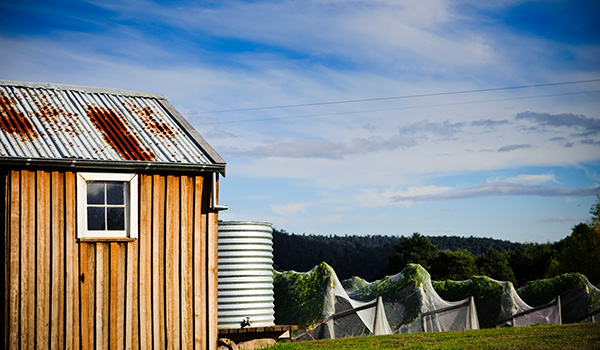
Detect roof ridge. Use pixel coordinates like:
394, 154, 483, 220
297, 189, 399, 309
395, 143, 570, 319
0, 79, 164, 99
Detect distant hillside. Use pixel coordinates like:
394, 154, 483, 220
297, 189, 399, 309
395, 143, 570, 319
428, 235, 523, 256
272, 229, 523, 281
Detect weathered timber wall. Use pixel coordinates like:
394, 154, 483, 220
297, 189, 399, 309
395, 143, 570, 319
3, 169, 219, 350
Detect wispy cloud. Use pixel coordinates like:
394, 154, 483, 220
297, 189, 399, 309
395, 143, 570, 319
581, 139, 600, 146
355, 185, 453, 207
242, 135, 417, 159
505, 174, 559, 184
399, 120, 465, 138
536, 216, 589, 223
271, 201, 309, 216
392, 182, 600, 202
471, 119, 510, 128
516, 111, 600, 137
497, 144, 532, 152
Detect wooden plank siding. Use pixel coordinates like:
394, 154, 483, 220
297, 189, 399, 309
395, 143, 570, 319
50, 171, 65, 350
3, 169, 219, 350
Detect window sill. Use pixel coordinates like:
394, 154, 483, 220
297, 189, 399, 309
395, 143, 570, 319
78, 237, 137, 243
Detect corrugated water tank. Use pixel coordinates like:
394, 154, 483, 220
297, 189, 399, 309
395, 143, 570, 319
218, 221, 275, 329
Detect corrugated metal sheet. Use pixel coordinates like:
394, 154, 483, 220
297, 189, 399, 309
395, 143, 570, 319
0, 80, 225, 170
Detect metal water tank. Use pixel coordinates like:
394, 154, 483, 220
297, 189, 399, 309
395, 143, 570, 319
218, 221, 275, 329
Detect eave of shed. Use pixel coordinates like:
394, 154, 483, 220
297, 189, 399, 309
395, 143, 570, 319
0, 80, 225, 173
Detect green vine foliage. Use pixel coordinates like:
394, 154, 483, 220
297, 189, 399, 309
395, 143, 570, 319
519, 273, 589, 306
341, 264, 431, 327
433, 276, 503, 302
432, 280, 470, 301
274, 262, 334, 329
518, 273, 600, 323
341, 276, 369, 295
344, 264, 429, 302
433, 276, 506, 328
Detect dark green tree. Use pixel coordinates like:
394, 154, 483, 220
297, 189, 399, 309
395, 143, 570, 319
386, 233, 439, 274
549, 196, 600, 284
554, 223, 600, 284
510, 243, 556, 287
590, 194, 600, 231
476, 249, 516, 283
429, 249, 477, 281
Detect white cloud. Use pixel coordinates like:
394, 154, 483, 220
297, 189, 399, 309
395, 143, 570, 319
497, 144, 532, 152
471, 119, 510, 128
391, 183, 600, 202
270, 202, 310, 216
537, 216, 589, 223
241, 135, 417, 159
398, 120, 465, 138
78, 0, 507, 76
354, 185, 453, 207
505, 174, 560, 184
516, 111, 600, 137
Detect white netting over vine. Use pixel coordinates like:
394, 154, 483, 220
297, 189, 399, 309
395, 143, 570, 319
344, 264, 479, 334
517, 273, 600, 324
275, 263, 478, 340
276, 262, 392, 340
433, 276, 561, 328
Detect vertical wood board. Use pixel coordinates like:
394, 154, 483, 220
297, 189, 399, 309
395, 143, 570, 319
20, 170, 35, 350
138, 174, 152, 349
36, 170, 51, 348
194, 175, 207, 349
51, 171, 65, 350
8, 171, 20, 349
152, 174, 166, 349
180, 176, 193, 349
165, 175, 181, 350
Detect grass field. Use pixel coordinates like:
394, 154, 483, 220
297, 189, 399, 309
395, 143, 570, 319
267, 323, 600, 349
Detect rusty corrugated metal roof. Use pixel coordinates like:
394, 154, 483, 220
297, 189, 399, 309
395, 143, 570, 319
0, 80, 225, 172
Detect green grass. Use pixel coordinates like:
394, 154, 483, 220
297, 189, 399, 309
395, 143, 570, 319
266, 323, 600, 349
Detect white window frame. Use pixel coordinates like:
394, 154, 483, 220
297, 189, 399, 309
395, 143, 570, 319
77, 172, 138, 239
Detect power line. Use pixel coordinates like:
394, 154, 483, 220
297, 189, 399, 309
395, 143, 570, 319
189, 78, 600, 115
192, 89, 600, 125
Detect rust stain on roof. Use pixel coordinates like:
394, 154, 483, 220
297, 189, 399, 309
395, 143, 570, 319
26, 91, 80, 137
86, 104, 155, 161
125, 101, 179, 139
0, 90, 38, 137
143, 116, 178, 139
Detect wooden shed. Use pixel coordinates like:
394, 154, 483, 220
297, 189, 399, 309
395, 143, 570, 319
1, 80, 227, 349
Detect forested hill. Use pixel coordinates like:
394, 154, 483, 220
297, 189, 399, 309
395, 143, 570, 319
272, 229, 523, 281
428, 235, 523, 255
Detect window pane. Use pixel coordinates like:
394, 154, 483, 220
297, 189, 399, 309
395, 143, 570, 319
107, 207, 125, 230
106, 182, 125, 205
87, 182, 105, 204
88, 207, 106, 230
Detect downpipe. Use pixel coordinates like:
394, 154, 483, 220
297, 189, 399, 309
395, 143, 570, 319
212, 172, 229, 211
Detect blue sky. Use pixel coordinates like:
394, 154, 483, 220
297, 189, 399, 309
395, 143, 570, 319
1, 0, 599, 243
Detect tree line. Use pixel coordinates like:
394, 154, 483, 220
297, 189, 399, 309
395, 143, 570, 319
273, 196, 600, 286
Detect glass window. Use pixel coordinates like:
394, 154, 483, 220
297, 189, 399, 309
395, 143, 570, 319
86, 181, 126, 231
77, 173, 138, 239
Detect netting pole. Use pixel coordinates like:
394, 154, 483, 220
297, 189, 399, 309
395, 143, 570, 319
470, 296, 479, 330
557, 295, 562, 325
326, 318, 335, 339
373, 296, 381, 335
